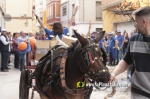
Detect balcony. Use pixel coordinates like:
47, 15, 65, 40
96, 17, 102, 21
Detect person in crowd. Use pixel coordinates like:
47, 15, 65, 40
28, 31, 34, 38
123, 30, 127, 36
103, 34, 110, 64
98, 36, 105, 50
6, 32, 13, 67
32, 6, 78, 40
18, 31, 28, 43
109, 6, 150, 99
108, 32, 118, 66
18, 31, 29, 71
0, 29, 12, 72
122, 32, 129, 55
12, 33, 20, 69
116, 30, 124, 64
91, 31, 97, 39
35, 32, 41, 40
17, 32, 20, 37
41, 34, 45, 40
104, 34, 110, 55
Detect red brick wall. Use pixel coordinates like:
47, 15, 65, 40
47, 0, 60, 25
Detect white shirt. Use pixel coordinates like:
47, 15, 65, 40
18, 36, 28, 43
0, 35, 9, 45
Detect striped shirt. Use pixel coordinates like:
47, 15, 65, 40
123, 33, 150, 98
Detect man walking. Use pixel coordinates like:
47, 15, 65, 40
109, 6, 150, 99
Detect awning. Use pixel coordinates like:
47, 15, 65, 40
101, 0, 121, 10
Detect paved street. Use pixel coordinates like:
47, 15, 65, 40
0, 55, 40, 99
0, 68, 41, 99
0, 67, 20, 99
0, 55, 130, 99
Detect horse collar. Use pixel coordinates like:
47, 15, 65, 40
60, 50, 85, 95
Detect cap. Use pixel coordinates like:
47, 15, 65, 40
116, 30, 121, 33
1, 29, 7, 32
108, 32, 113, 35
111, 31, 115, 34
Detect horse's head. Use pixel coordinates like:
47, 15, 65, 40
72, 30, 110, 83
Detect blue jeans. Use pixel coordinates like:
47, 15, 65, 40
1, 51, 8, 70
19, 53, 25, 71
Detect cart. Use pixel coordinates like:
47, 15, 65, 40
19, 48, 37, 99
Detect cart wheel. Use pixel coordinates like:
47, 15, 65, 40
19, 69, 30, 99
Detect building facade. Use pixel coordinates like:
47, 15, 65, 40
46, 0, 60, 25
60, 0, 103, 36
0, 0, 6, 31
101, 0, 150, 34
5, 0, 34, 33
35, 0, 47, 33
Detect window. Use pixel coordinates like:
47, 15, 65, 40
62, 6, 67, 16
96, 1, 102, 21
50, 4, 53, 19
96, 28, 102, 33
47, 7, 49, 19
56, 4, 60, 17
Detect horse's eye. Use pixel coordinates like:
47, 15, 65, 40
95, 48, 98, 51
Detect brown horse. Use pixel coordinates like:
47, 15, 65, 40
20, 30, 110, 99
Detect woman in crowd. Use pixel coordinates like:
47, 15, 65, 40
32, 6, 78, 40
12, 33, 20, 69
122, 32, 129, 55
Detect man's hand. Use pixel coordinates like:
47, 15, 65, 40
23, 39, 28, 42
9, 41, 13, 44
87, 21, 91, 38
89, 21, 91, 29
109, 73, 116, 83
73, 6, 78, 16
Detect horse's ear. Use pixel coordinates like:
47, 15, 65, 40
93, 31, 105, 43
73, 30, 88, 47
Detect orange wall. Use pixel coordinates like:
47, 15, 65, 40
43, 10, 52, 30
103, 9, 131, 33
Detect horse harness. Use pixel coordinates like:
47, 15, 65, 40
59, 49, 85, 95
34, 45, 89, 99
34, 39, 110, 99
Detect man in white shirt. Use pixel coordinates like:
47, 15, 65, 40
0, 29, 12, 72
